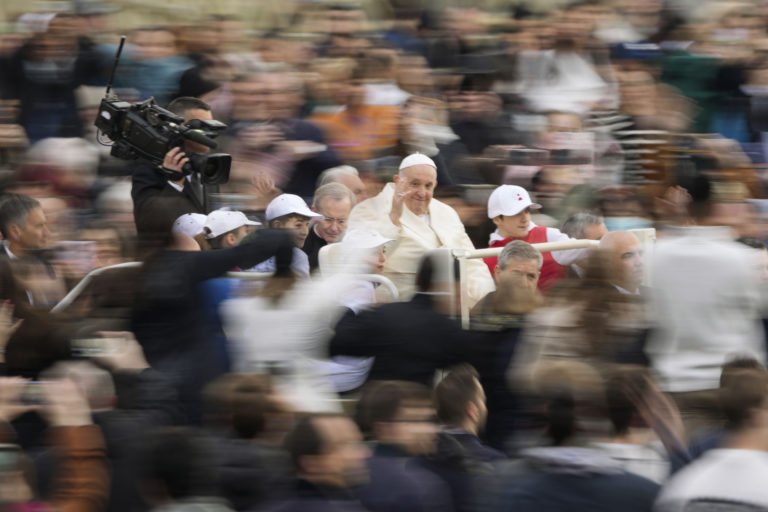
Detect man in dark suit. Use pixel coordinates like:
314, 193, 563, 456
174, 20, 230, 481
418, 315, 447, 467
431, 365, 504, 512
259, 413, 370, 512
356, 381, 455, 512
131, 96, 215, 234
328, 253, 479, 387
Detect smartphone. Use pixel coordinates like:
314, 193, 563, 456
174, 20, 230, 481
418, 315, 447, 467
19, 382, 46, 406
71, 337, 120, 358
0, 444, 21, 472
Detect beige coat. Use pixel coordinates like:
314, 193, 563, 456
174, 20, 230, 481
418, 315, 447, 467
348, 183, 494, 307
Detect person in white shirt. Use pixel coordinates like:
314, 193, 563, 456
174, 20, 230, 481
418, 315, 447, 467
655, 367, 768, 511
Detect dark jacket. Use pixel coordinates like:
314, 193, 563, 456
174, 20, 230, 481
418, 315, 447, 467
131, 229, 294, 423
256, 479, 368, 512
131, 161, 206, 233
428, 431, 505, 512
302, 227, 327, 272
215, 437, 293, 511
329, 293, 479, 386
357, 444, 454, 512
486, 447, 660, 512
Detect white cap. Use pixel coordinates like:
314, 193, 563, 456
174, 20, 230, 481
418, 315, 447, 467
399, 152, 437, 171
342, 228, 393, 249
265, 194, 323, 222
487, 185, 542, 218
204, 210, 261, 239
172, 213, 207, 238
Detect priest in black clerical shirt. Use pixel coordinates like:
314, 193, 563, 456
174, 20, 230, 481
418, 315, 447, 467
303, 182, 355, 271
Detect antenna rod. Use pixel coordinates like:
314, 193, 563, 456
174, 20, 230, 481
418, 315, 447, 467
105, 35, 127, 97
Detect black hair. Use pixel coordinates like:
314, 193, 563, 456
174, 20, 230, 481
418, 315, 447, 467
0, 193, 41, 239
284, 413, 349, 473
415, 253, 460, 293
604, 367, 649, 436
435, 364, 481, 426
736, 237, 766, 250
167, 96, 211, 117
546, 389, 577, 446
359, 381, 432, 437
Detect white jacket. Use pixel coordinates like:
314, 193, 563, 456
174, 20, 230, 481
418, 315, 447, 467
348, 183, 495, 308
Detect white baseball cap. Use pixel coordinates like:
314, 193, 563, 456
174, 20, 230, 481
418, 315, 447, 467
204, 209, 261, 239
487, 185, 542, 218
399, 152, 437, 171
172, 213, 207, 238
342, 228, 393, 249
265, 194, 323, 222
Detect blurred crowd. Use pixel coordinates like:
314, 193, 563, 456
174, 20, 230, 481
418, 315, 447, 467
4, 0, 768, 511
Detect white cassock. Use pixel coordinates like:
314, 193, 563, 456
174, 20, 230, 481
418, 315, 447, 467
348, 182, 495, 308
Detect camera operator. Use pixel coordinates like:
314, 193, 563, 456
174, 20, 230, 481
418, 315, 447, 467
131, 96, 217, 234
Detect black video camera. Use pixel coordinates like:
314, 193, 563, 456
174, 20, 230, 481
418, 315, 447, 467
93, 36, 231, 185
95, 96, 231, 185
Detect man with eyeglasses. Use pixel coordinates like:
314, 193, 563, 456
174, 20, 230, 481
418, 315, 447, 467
304, 182, 355, 271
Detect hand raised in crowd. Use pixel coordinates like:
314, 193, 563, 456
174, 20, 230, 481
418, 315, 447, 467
42, 378, 93, 427
93, 331, 149, 373
162, 147, 190, 186
251, 172, 280, 201
390, 177, 414, 227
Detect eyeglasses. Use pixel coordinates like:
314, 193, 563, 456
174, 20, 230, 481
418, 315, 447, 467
318, 217, 347, 227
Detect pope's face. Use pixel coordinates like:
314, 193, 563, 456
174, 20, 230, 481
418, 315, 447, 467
395, 164, 436, 216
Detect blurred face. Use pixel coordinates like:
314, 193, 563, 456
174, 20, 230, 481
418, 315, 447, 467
309, 416, 370, 488
388, 403, 438, 456
182, 108, 214, 154
495, 257, 540, 291
11, 207, 50, 252
584, 222, 607, 240
471, 378, 488, 431
493, 209, 531, 239
336, 174, 368, 203
230, 78, 270, 121
224, 226, 249, 248
314, 197, 352, 243
264, 73, 304, 120
365, 245, 387, 274
132, 29, 176, 61
607, 233, 643, 292
80, 228, 122, 267
394, 165, 436, 216
275, 216, 311, 247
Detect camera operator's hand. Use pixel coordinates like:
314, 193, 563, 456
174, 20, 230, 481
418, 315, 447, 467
162, 147, 190, 186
